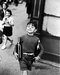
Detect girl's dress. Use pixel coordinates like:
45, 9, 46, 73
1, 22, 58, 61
3, 16, 14, 36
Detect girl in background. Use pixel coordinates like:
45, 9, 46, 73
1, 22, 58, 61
1, 9, 14, 49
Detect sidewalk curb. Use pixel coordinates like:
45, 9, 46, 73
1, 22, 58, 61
40, 59, 60, 68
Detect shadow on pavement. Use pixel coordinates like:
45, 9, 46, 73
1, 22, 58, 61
0, 69, 14, 75
32, 62, 52, 70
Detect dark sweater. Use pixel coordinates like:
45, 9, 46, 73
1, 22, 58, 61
20, 34, 44, 56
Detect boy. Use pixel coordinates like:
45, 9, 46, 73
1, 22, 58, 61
14, 21, 44, 75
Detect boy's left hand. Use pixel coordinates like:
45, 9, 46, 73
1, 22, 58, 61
35, 56, 40, 61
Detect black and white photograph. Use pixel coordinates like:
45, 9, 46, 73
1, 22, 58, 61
0, 0, 60, 75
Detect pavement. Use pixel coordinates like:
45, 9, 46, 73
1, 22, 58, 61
0, 2, 60, 75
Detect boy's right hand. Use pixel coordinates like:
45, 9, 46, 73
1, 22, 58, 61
34, 56, 41, 62
13, 52, 18, 60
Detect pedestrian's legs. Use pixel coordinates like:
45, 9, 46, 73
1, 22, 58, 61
1, 35, 7, 49
7, 37, 13, 45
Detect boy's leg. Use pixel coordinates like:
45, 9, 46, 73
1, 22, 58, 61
21, 70, 28, 75
20, 55, 34, 75
20, 57, 28, 75
20, 61, 28, 75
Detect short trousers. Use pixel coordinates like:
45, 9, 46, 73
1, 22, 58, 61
19, 54, 34, 71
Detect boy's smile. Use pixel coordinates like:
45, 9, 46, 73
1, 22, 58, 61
26, 24, 36, 34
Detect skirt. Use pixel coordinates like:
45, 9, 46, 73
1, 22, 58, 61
3, 26, 12, 36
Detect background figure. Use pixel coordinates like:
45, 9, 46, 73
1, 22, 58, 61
0, 0, 3, 5
14, 0, 19, 6
6, 0, 13, 5
25, 0, 34, 19
0, 0, 7, 5
0, 19, 4, 44
19, 0, 23, 4
1, 9, 14, 49
0, 2, 8, 44
0, 2, 8, 20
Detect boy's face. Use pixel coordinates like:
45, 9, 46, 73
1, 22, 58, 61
26, 23, 37, 34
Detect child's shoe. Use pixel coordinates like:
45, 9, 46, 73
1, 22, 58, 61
1, 45, 6, 50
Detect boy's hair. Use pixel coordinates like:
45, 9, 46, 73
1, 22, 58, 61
27, 21, 37, 29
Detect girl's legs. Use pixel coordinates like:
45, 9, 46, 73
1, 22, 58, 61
7, 37, 13, 45
1, 35, 7, 49
1, 35, 13, 49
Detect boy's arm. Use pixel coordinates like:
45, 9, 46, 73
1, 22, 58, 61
38, 43, 44, 57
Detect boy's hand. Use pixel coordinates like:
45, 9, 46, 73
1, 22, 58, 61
13, 52, 18, 60
35, 56, 40, 61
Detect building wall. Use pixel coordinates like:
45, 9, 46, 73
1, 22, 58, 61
41, 0, 60, 63
45, 0, 60, 16
43, 0, 60, 37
